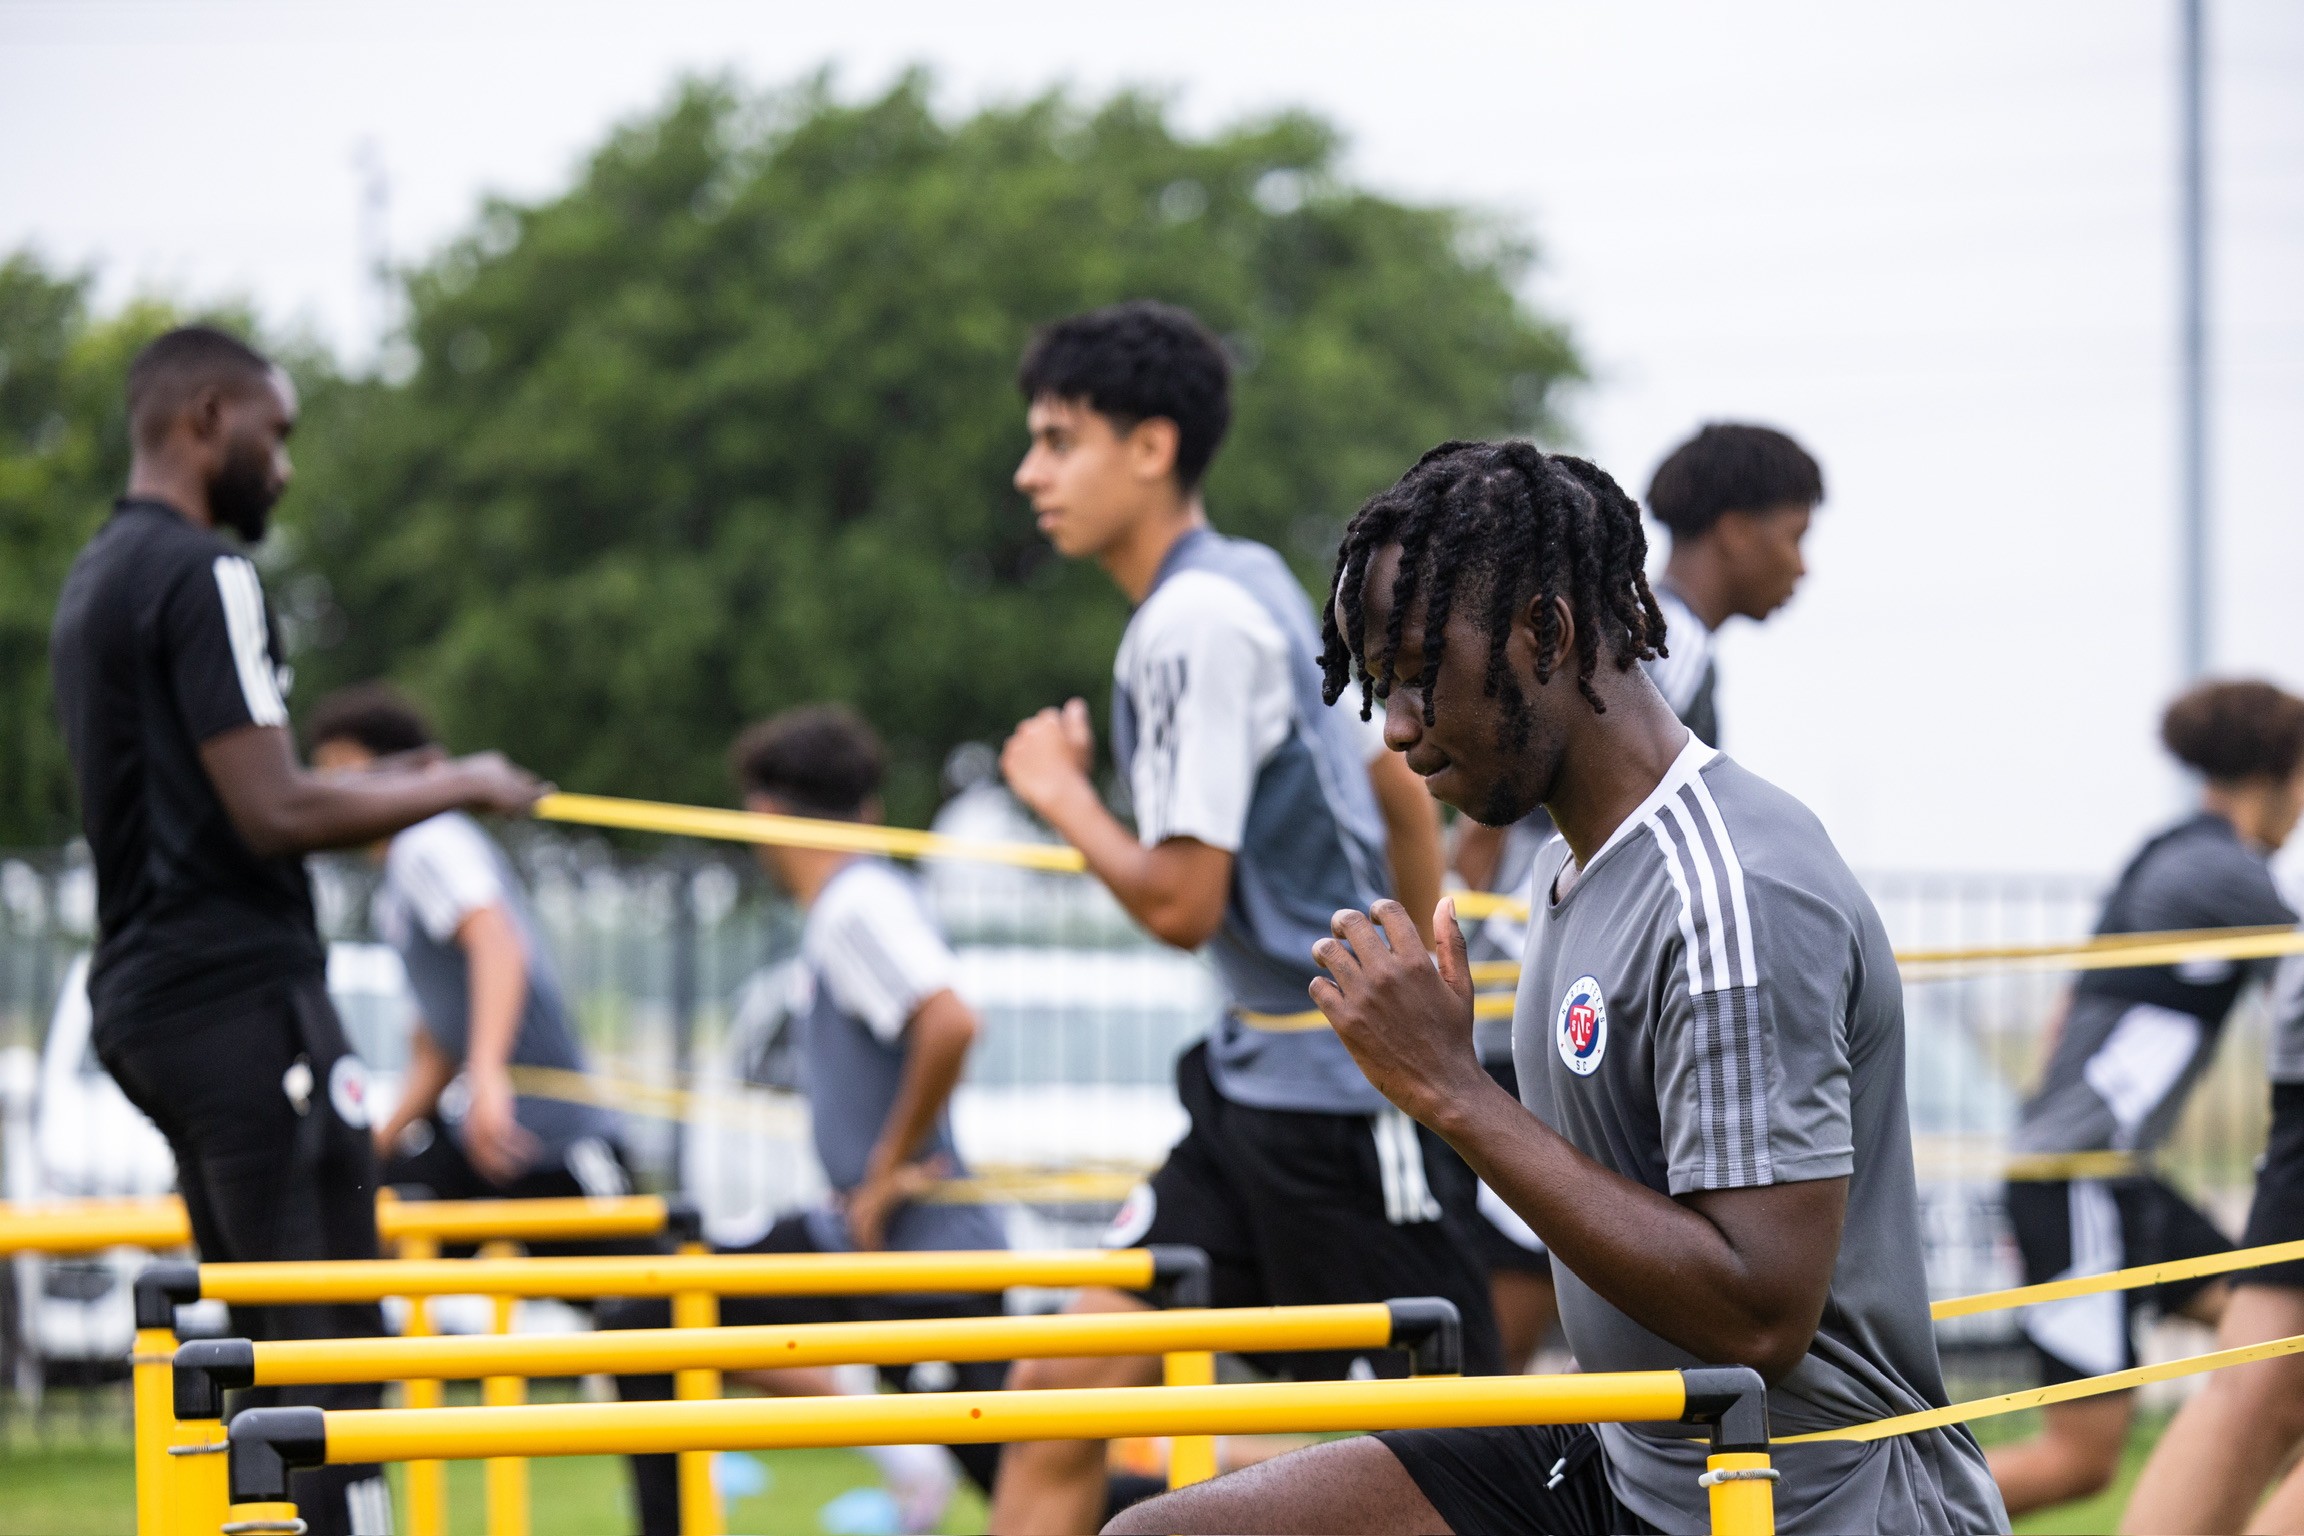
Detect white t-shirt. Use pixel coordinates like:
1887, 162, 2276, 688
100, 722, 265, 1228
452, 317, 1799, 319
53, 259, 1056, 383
377, 813, 506, 947
1114, 567, 1387, 853
800, 859, 958, 1044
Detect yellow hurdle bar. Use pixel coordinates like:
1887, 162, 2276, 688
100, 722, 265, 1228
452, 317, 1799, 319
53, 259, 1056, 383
184, 1248, 1175, 1305
187, 1303, 1428, 1389
223, 1368, 1775, 1535
0, 1192, 673, 1258
1, 1198, 192, 1256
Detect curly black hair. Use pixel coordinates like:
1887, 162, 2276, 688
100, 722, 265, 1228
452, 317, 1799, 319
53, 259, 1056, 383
2161, 680, 2304, 784
1318, 440, 1666, 748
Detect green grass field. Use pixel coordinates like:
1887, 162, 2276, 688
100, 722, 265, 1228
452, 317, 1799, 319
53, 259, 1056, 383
0, 1412, 2164, 1536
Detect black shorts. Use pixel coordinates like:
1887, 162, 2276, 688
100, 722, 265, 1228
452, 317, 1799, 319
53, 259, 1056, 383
1378, 1423, 1657, 1536
2007, 1174, 2230, 1384
99, 977, 390, 1536
1466, 1057, 1551, 1278
603, 1211, 1010, 1533
2241, 1083, 2304, 1290
1113, 1041, 1503, 1377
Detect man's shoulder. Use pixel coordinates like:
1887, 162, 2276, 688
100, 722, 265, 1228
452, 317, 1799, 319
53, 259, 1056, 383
807, 859, 937, 941
1123, 566, 1287, 656
384, 811, 496, 884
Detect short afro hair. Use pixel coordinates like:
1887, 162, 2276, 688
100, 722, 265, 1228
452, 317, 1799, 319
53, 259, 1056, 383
1017, 300, 1232, 491
305, 682, 438, 759
2161, 680, 2304, 784
1645, 422, 1824, 538
126, 325, 276, 453
730, 705, 884, 820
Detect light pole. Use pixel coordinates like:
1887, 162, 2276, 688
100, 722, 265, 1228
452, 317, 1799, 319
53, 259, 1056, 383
2177, 0, 2208, 680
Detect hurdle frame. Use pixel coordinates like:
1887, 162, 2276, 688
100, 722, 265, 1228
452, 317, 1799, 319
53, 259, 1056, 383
218, 1367, 1777, 1536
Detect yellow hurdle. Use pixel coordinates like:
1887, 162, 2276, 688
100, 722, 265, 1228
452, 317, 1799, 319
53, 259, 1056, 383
137, 1245, 1209, 1536
0, 1192, 680, 1258
219, 1367, 1775, 1535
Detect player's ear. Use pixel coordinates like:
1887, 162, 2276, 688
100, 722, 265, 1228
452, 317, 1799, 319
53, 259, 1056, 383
1128, 416, 1182, 486
1510, 591, 1575, 686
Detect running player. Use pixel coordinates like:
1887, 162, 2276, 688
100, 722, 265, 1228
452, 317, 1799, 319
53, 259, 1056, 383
608, 705, 1005, 1535
1111, 440, 2005, 1536
993, 302, 1495, 1532
1989, 680, 2304, 1517
47, 327, 543, 1536
1640, 421, 1824, 746
304, 683, 636, 1212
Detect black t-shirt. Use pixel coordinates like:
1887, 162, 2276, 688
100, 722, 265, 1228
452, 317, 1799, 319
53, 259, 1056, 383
49, 498, 323, 1048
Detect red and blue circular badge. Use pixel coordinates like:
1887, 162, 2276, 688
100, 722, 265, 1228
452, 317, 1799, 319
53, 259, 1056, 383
1555, 975, 1609, 1076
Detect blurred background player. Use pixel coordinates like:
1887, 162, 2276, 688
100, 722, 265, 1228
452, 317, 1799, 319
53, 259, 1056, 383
995, 301, 1496, 1533
1451, 417, 1832, 1369
1988, 679, 2304, 1516
2125, 948, 2304, 1533
46, 326, 545, 1536
305, 682, 636, 1213
608, 705, 1004, 1535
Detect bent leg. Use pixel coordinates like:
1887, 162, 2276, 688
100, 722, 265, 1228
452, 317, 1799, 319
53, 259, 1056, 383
1103, 1435, 1445, 1536
2124, 1287, 2304, 1534
987, 1287, 1159, 1535
1987, 1393, 2134, 1516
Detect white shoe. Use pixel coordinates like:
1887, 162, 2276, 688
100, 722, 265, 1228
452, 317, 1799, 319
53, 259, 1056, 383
864, 1442, 957, 1534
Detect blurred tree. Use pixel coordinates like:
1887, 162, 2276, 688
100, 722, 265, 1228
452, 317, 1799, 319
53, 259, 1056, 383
0, 257, 191, 846
291, 76, 1587, 826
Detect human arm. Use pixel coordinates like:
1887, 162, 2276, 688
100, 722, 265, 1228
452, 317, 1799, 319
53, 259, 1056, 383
847, 988, 980, 1251
1312, 900, 1846, 1382
1453, 820, 1508, 894
1000, 699, 1232, 949
1369, 747, 1442, 949
452, 902, 541, 1184
373, 1026, 455, 1158
199, 725, 544, 858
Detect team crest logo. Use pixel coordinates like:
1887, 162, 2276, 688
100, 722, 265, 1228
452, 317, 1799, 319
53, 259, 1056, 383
1555, 976, 1608, 1076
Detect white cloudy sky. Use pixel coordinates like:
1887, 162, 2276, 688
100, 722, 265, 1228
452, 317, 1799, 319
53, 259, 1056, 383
5, 0, 2299, 878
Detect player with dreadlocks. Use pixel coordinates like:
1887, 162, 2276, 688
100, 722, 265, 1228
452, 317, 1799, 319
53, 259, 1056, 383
1112, 441, 2004, 1536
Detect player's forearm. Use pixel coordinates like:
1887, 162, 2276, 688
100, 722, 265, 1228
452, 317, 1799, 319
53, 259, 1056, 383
213, 743, 483, 855
1428, 1083, 1828, 1381
382, 1031, 456, 1142
865, 992, 976, 1177
1033, 782, 1223, 948
458, 905, 529, 1079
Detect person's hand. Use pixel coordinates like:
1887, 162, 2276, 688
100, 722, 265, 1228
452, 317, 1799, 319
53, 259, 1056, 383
1310, 898, 1486, 1126
845, 1156, 949, 1252
1000, 699, 1096, 820
462, 1068, 541, 1185
455, 752, 551, 816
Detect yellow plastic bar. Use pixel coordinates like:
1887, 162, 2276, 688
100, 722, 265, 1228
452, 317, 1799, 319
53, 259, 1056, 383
243, 1304, 1401, 1386
1704, 1451, 1777, 1536
194, 1249, 1163, 1304
318, 1372, 1692, 1463
0, 1198, 191, 1256
1162, 1351, 1219, 1487
397, 1233, 446, 1536
480, 1242, 530, 1536
161, 1413, 227, 1536
672, 1239, 722, 1536
535, 791, 1088, 873
379, 1194, 669, 1245
132, 1324, 177, 1536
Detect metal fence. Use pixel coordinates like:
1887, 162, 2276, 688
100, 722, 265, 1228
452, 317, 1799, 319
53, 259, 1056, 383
0, 805, 2287, 1403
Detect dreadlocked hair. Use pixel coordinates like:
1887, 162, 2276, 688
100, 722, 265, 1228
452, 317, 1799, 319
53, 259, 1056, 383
1318, 441, 1667, 743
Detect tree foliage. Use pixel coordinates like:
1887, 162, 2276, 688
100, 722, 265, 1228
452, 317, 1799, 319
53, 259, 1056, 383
4, 74, 1580, 840
287, 74, 1579, 822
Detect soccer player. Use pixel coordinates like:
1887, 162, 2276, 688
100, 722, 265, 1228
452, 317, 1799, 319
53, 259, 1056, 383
305, 683, 635, 1209
47, 327, 543, 1536
1996, 682, 2304, 1525
1110, 440, 2005, 1536
993, 302, 1493, 1532
1640, 421, 1825, 747
608, 705, 1005, 1535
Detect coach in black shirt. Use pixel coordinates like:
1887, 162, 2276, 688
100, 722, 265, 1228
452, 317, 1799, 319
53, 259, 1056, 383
49, 326, 542, 1536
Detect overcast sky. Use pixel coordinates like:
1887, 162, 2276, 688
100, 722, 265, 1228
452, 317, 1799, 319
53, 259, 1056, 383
5, 0, 2299, 879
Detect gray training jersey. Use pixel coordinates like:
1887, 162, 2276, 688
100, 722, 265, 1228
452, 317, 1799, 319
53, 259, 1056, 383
1111, 527, 1394, 1115
795, 860, 1003, 1254
2017, 812, 2297, 1156
1511, 738, 2004, 1535
374, 812, 622, 1166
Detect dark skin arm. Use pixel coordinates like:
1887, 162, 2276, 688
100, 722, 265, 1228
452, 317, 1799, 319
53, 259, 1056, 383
200, 724, 544, 858
1368, 747, 1442, 949
1312, 898, 1846, 1383
847, 988, 978, 1251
